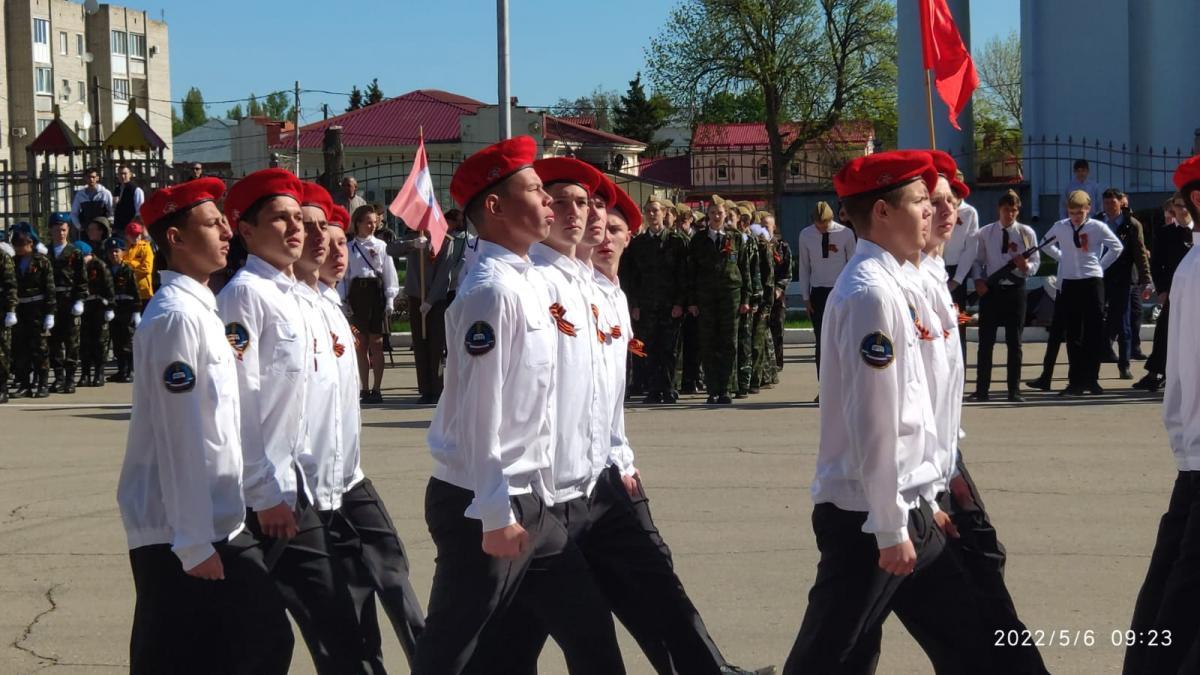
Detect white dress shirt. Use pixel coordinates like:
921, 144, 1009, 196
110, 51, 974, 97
217, 255, 312, 511
117, 272, 245, 571
295, 282, 358, 511
972, 221, 1041, 283
341, 235, 400, 304
942, 201, 980, 285
1164, 245, 1200, 470
1043, 218, 1123, 280
796, 222, 856, 299
593, 269, 637, 477
319, 282, 367, 493
427, 239, 557, 532
812, 239, 940, 548
528, 243, 609, 502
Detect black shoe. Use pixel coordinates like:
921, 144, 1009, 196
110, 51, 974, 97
721, 666, 777, 675
0, 381, 7, 404
1119, 367, 1133, 380
1131, 349, 1148, 360
716, 394, 733, 404
1007, 392, 1026, 402
748, 386, 760, 394
1132, 374, 1157, 390
665, 390, 679, 403
1058, 386, 1086, 397
1087, 383, 1105, 395
1025, 377, 1052, 391
14, 387, 32, 399
680, 385, 698, 395
642, 392, 663, 404
370, 389, 384, 403
734, 391, 749, 399
967, 391, 990, 402
359, 389, 370, 403
1101, 350, 1119, 364
1145, 377, 1164, 392
705, 394, 719, 405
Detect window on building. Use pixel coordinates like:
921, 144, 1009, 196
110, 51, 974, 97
716, 162, 729, 181
789, 162, 800, 177
33, 18, 49, 45
111, 30, 128, 56
78, 81, 86, 103
37, 119, 52, 134
129, 34, 147, 59
61, 79, 71, 101
59, 31, 68, 55
77, 33, 84, 55
112, 78, 130, 101
758, 161, 770, 179
35, 68, 53, 95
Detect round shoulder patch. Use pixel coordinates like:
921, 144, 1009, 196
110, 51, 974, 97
163, 361, 196, 393
225, 322, 249, 359
860, 331, 895, 369
465, 320, 496, 356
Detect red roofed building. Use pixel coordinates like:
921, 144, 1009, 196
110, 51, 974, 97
688, 121, 875, 201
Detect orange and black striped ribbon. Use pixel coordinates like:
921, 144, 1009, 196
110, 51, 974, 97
549, 303, 578, 337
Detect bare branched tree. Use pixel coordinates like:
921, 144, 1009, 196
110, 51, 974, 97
975, 29, 1021, 129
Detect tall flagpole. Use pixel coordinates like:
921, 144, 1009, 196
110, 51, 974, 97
924, 70, 937, 149
497, 0, 511, 140
417, 125, 428, 337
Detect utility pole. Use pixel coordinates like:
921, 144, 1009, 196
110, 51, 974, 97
497, 0, 511, 140
293, 80, 301, 173
322, 103, 329, 121
90, 76, 102, 168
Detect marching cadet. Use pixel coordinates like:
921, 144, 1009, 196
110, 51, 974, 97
784, 151, 1003, 674
0, 245, 15, 404
624, 194, 689, 403
969, 188, 1039, 402
673, 202, 703, 395
662, 198, 676, 230
1042, 190, 1123, 396
78, 238, 114, 387
319, 201, 428, 666
9, 223, 55, 399
732, 206, 762, 397
47, 213, 87, 394
117, 177, 294, 675
414, 136, 624, 675
105, 237, 140, 383
944, 174, 980, 307
795, 201, 856, 387
765, 212, 792, 373
688, 195, 751, 404
218, 169, 367, 673
1124, 154, 1200, 675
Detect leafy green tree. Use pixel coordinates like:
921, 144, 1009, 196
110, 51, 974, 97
346, 85, 364, 112
226, 103, 244, 121
173, 86, 207, 135
613, 73, 674, 156
365, 78, 384, 106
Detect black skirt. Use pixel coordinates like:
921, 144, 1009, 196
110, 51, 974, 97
348, 277, 387, 335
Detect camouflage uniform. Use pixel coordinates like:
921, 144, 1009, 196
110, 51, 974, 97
770, 235, 794, 370
0, 251, 16, 403
48, 241, 87, 392
79, 256, 114, 386
687, 224, 751, 400
732, 228, 762, 396
751, 234, 776, 390
620, 228, 651, 397
624, 225, 689, 401
108, 259, 139, 382
13, 251, 55, 397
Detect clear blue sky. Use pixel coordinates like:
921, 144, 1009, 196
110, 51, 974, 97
160, 0, 1017, 121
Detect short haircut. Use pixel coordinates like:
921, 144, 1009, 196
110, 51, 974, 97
1067, 190, 1092, 208
841, 183, 911, 236
1102, 187, 1124, 200
1073, 159, 1090, 171
1180, 182, 1200, 223
445, 208, 462, 224
1165, 195, 1180, 211
464, 172, 520, 231
86, 167, 100, 177
998, 189, 1021, 208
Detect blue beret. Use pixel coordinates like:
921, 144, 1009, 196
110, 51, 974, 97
48, 212, 71, 226
75, 241, 93, 255
104, 236, 126, 252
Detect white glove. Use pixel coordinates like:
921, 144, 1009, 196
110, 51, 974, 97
413, 236, 429, 250
104, 310, 115, 323
71, 300, 83, 316
43, 314, 55, 332
132, 312, 142, 328
4, 312, 16, 328
420, 301, 432, 315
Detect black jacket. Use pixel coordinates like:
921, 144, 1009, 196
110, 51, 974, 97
1151, 221, 1194, 294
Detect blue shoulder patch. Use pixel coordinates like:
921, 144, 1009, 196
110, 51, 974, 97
163, 361, 196, 393
465, 320, 496, 356
860, 331, 895, 369
225, 322, 249, 359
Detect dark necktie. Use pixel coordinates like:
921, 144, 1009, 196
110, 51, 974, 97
821, 231, 830, 259
1001, 227, 1009, 256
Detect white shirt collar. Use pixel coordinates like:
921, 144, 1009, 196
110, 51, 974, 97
855, 238, 905, 278
476, 238, 532, 272
158, 271, 218, 311
242, 254, 295, 293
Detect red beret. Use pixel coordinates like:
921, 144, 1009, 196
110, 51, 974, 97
927, 150, 971, 199
1174, 154, 1200, 191
532, 157, 602, 195
300, 182, 334, 221
224, 168, 304, 224
329, 205, 351, 231
450, 136, 537, 208
834, 150, 938, 200
593, 174, 618, 209
610, 185, 643, 233
140, 177, 225, 229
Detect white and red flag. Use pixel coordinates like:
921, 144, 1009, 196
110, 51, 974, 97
389, 137, 447, 255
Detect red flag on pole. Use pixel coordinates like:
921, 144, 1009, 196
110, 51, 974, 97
918, 0, 979, 131
389, 137, 447, 255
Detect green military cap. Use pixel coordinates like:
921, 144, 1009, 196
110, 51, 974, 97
812, 201, 834, 222
645, 194, 663, 207
737, 205, 752, 218
674, 202, 692, 218
755, 210, 771, 222
661, 199, 675, 211
737, 200, 755, 212
692, 209, 704, 221
711, 194, 727, 206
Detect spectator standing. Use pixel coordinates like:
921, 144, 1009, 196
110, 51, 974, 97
70, 167, 114, 230
335, 176, 368, 216
1136, 194, 1194, 391
113, 165, 146, 234
1059, 159, 1102, 219
1097, 188, 1151, 379
124, 222, 155, 308
341, 204, 399, 404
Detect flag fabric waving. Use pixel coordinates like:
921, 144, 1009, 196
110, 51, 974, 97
389, 137, 447, 256
919, 0, 979, 131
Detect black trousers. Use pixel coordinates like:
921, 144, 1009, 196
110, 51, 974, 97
783, 500, 1004, 675
1061, 277, 1105, 388
408, 296, 447, 399
245, 502, 374, 674
413, 478, 624, 675
1040, 289, 1070, 380
1106, 279, 1133, 369
331, 478, 426, 667
1130, 287, 1144, 353
1146, 301, 1169, 376
470, 465, 729, 675
128, 531, 294, 675
810, 286, 833, 379
976, 283, 1026, 395
1123, 471, 1200, 675
947, 266, 970, 365
643, 306, 682, 396
679, 312, 701, 389
769, 293, 786, 369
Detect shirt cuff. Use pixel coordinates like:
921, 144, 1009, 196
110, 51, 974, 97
476, 498, 517, 533
875, 527, 910, 549
173, 542, 217, 573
